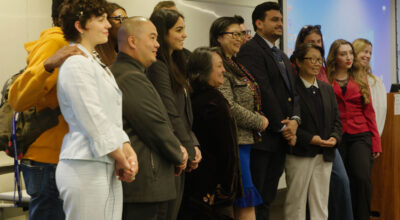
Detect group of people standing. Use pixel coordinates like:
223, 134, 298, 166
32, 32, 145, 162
7, 0, 385, 220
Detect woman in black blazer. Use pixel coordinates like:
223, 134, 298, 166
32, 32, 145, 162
147, 9, 201, 220
284, 43, 342, 220
179, 47, 242, 220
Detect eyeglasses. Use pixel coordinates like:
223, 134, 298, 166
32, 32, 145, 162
241, 30, 251, 36
301, 25, 321, 31
108, 15, 128, 23
220, 32, 243, 39
304, 57, 324, 64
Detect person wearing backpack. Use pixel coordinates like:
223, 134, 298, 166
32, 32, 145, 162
7, 0, 84, 219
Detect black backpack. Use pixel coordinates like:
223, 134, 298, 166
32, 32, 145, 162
0, 69, 61, 159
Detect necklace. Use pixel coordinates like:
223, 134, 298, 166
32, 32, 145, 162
336, 77, 348, 87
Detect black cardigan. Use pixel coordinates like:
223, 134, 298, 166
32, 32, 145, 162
184, 85, 242, 203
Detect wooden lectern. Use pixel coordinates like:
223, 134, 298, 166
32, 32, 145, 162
370, 93, 400, 220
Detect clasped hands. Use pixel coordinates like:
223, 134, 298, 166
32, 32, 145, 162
176, 145, 202, 175
115, 142, 139, 183
175, 146, 189, 176
310, 135, 337, 147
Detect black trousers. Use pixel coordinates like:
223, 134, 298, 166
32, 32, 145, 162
250, 148, 286, 220
339, 132, 374, 220
122, 201, 169, 220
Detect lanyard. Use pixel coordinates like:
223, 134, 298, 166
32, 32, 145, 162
12, 112, 22, 206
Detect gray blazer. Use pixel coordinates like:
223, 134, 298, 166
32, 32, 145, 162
218, 57, 263, 145
147, 60, 199, 160
111, 53, 183, 203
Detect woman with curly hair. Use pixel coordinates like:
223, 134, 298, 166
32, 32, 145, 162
56, 0, 137, 219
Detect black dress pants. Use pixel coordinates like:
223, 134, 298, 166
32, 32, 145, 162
250, 148, 285, 220
339, 132, 374, 220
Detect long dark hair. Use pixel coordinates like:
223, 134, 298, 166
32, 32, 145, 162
294, 25, 324, 56
150, 9, 189, 92
290, 25, 324, 64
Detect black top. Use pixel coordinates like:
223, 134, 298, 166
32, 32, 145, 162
293, 76, 342, 162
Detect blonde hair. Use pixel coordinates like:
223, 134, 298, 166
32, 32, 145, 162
326, 39, 370, 104
352, 38, 376, 86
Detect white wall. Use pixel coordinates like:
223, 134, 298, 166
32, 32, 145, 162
0, 0, 53, 90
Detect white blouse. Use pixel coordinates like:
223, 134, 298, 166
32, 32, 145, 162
57, 43, 129, 163
368, 75, 387, 136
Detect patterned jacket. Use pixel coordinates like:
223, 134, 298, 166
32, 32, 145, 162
218, 56, 264, 145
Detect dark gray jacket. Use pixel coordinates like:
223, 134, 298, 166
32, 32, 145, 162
111, 52, 183, 202
147, 60, 199, 160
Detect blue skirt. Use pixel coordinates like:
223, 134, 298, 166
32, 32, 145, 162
234, 144, 263, 208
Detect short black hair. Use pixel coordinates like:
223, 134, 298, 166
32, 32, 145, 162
233, 15, 244, 24
59, 0, 108, 42
209, 16, 241, 47
252, 1, 280, 31
292, 43, 324, 72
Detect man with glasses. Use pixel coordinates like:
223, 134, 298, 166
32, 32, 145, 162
237, 2, 301, 220
234, 15, 252, 45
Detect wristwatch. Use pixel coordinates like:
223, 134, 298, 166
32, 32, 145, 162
291, 116, 301, 125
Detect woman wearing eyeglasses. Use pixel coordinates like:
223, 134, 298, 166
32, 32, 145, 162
327, 39, 381, 220
210, 16, 268, 220
96, 2, 128, 66
293, 26, 354, 220
147, 9, 200, 220
285, 43, 341, 220
292, 25, 328, 83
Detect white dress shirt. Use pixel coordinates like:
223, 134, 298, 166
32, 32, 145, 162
368, 75, 387, 135
57, 43, 129, 163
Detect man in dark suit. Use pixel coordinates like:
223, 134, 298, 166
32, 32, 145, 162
110, 17, 188, 220
237, 2, 301, 219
